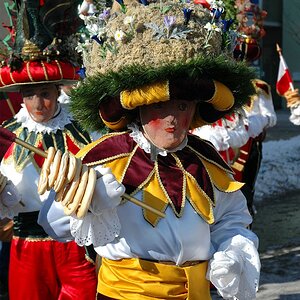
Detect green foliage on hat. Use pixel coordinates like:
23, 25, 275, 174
70, 54, 256, 132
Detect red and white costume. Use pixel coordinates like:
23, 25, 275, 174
0, 104, 97, 300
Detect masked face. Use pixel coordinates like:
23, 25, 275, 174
21, 84, 59, 123
140, 99, 196, 150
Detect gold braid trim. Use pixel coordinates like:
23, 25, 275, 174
185, 172, 214, 224
76, 131, 127, 161
26, 62, 34, 82
12, 236, 54, 242
9, 71, 16, 84
40, 61, 49, 81
55, 60, 63, 79
0, 70, 5, 86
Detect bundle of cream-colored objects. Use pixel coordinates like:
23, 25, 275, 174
37, 147, 96, 219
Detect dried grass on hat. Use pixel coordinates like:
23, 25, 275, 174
71, 0, 256, 132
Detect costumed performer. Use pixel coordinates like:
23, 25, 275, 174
194, 0, 277, 218
231, 1, 277, 216
0, 1, 97, 299
38, 1, 260, 299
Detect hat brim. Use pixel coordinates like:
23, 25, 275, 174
0, 79, 79, 92
70, 55, 256, 132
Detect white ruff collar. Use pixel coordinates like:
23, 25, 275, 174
128, 123, 187, 157
15, 103, 73, 134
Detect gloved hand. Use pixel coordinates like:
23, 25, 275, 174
38, 190, 74, 242
0, 181, 22, 208
207, 249, 244, 299
89, 166, 125, 216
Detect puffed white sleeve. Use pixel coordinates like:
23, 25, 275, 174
257, 92, 277, 128
246, 113, 268, 138
69, 166, 124, 247
208, 189, 260, 300
192, 125, 230, 151
227, 118, 249, 149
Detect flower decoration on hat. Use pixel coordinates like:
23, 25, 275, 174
0, 0, 85, 92
71, 0, 256, 132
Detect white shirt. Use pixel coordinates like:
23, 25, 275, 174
40, 125, 261, 299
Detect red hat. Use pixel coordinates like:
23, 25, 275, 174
233, 37, 262, 62
0, 0, 82, 92
0, 59, 79, 92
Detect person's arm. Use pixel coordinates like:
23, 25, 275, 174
38, 165, 125, 246
207, 189, 260, 300
226, 115, 249, 149
38, 190, 74, 242
193, 125, 231, 151
257, 91, 277, 128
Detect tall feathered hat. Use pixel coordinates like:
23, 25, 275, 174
71, 0, 256, 132
0, 0, 84, 92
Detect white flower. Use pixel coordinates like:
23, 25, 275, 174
87, 23, 100, 35
84, 16, 101, 35
114, 30, 125, 41
124, 16, 134, 25
204, 22, 222, 32
210, 0, 225, 10
78, 1, 90, 15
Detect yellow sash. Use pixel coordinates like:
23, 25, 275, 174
98, 258, 211, 300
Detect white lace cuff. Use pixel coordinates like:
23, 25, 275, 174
215, 234, 261, 300
70, 208, 121, 247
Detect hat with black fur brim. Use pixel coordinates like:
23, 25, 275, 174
70, 0, 256, 133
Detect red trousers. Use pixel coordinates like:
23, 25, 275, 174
9, 237, 97, 300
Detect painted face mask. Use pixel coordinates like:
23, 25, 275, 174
21, 84, 59, 123
140, 99, 196, 151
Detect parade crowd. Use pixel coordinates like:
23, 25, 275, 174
0, 0, 299, 299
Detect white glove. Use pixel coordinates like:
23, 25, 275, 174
208, 249, 244, 299
0, 181, 22, 208
38, 190, 73, 242
89, 167, 125, 216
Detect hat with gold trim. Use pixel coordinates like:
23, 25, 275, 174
70, 0, 256, 132
0, 0, 83, 92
